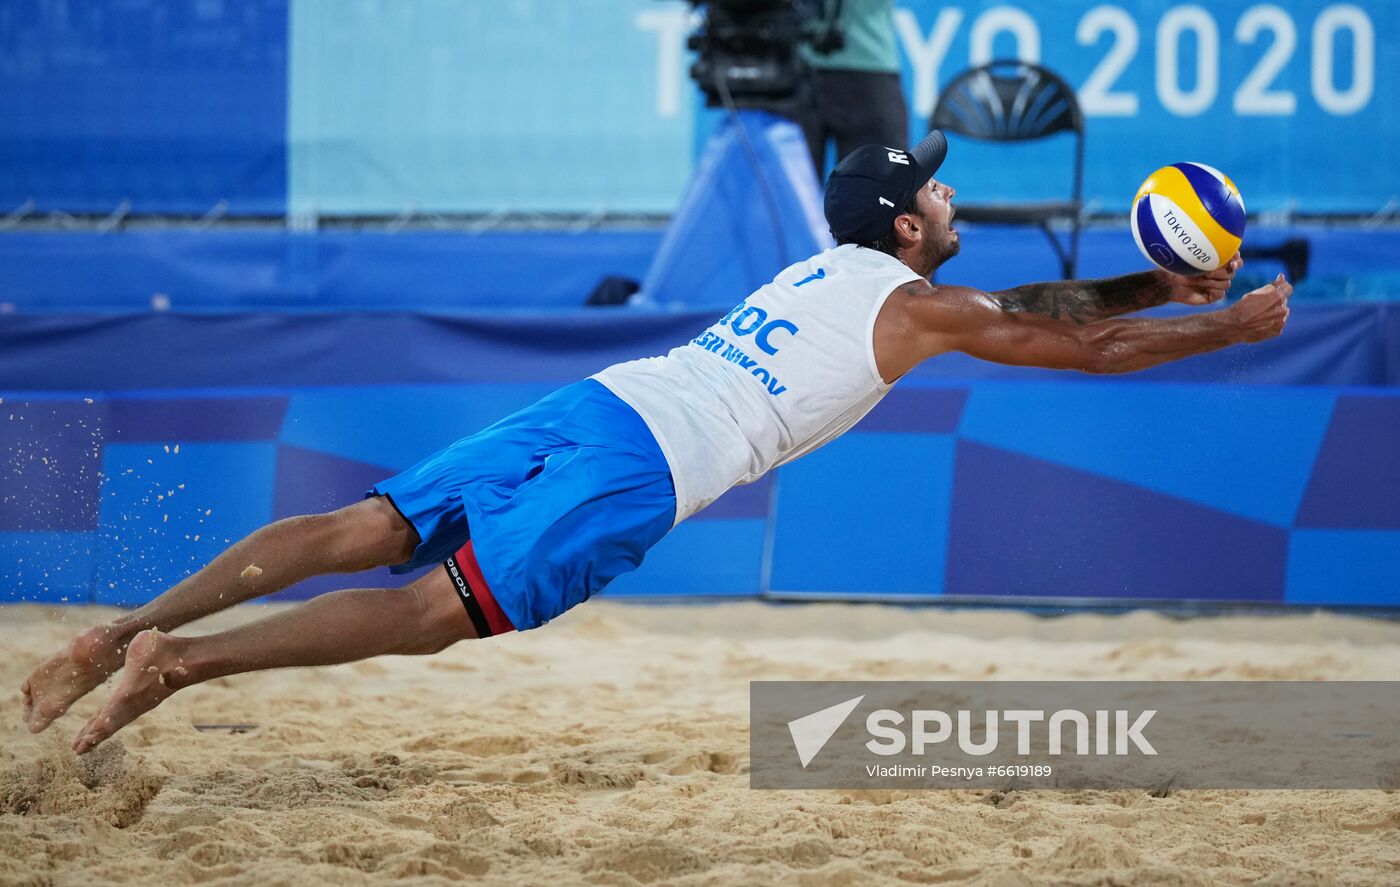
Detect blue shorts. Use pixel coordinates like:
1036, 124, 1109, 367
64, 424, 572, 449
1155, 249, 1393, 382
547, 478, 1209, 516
370, 379, 676, 631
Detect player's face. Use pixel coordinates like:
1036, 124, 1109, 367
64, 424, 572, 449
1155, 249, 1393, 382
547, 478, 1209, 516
911, 178, 960, 270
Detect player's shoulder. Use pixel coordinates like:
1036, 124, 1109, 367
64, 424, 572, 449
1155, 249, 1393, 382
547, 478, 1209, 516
887, 278, 989, 310
880, 279, 1007, 347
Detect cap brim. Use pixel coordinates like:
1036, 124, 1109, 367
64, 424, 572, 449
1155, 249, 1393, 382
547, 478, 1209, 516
910, 129, 947, 184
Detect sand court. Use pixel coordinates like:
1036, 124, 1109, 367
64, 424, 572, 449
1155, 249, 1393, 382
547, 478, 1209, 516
2, 600, 1398, 885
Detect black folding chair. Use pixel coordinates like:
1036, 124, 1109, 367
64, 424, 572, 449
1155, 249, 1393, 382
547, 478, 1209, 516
930, 59, 1085, 279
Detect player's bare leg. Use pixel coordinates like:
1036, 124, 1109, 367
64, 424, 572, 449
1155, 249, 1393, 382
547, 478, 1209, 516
73, 567, 473, 754
22, 496, 417, 734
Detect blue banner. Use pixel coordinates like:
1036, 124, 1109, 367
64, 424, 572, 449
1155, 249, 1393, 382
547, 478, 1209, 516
4, 225, 1397, 312
0, 1, 1393, 215
283, 0, 1400, 215
893, 0, 1398, 213
2, 304, 1398, 392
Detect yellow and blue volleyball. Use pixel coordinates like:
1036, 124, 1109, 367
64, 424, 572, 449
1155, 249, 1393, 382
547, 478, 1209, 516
1130, 163, 1245, 276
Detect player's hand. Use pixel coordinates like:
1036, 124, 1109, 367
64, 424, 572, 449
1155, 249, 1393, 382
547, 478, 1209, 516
1227, 273, 1292, 342
1166, 252, 1243, 305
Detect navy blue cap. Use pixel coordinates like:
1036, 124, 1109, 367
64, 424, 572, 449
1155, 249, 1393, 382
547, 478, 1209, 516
823, 130, 948, 243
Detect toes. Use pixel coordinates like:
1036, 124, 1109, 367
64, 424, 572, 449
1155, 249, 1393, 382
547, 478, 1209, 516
73, 719, 93, 753
73, 710, 109, 755
28, 704, 56, 734
21, 680, 48, 733
28, 696, 58, 733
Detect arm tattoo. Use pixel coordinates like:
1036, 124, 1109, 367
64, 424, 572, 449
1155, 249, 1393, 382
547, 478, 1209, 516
993, 272, 1174, 324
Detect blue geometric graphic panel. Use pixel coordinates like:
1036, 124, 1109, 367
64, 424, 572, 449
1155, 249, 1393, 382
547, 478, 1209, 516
0, 531, 97, 603
1296, 395, 1400, 528
266, 443, 414, 600
958, 383, 1336, 526
274, 444, 393, 520
93, 442, 276, 606
608, 518, 766, 598
0, 400, 104, 531
854, 385, 968, 434
695, 474, 772, 522
3, 379, 1397, 609
279, 384, 556, 471
1286, 531, 1400, 606
270, 563, 424, 603
106, 396, 288, 443
769, 432, 955, 596
947, 441, 1288, 601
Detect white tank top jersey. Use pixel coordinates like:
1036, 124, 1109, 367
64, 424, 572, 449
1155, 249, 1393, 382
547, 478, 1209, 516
593, 244, 924, 524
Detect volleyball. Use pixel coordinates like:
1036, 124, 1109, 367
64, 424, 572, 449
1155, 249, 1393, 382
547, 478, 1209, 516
1130, 162, 1246, 276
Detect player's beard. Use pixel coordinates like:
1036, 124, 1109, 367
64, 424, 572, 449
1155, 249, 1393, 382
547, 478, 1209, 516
929, 225, 960, 270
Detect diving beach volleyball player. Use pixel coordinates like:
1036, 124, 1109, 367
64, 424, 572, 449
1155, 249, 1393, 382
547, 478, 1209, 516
22, 132, 1291, 754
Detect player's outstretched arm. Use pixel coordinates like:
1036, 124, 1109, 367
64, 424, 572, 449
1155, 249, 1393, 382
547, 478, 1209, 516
876, 272, 1290, 378
992, 254, 1245, 323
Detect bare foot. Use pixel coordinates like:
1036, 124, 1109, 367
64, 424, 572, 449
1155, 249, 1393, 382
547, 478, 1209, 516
73, 630, 189, 755
21, 624, 135, 734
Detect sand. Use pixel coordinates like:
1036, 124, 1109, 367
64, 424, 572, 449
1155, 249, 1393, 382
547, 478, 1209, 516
1, 600, 1397, 886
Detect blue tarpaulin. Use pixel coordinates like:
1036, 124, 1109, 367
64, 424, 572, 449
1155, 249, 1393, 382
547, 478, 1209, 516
641, 111, 834, 309
2, 303, 1397, 392
4, 226, 1400, 313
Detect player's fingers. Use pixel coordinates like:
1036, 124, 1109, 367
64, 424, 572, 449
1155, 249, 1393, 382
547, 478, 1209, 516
1240, 286, 1273, 309
1204, 256, 1241, 281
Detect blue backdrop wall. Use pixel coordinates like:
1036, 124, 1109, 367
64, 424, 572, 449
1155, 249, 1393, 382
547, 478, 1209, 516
3, 307, 1397, 609
2, 0, 1395, 215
